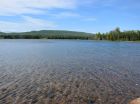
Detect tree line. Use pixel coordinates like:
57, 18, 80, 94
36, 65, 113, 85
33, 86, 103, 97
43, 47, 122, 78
0, 30, 92, 39
95, 28, 140, 41
0, 28, 140, 41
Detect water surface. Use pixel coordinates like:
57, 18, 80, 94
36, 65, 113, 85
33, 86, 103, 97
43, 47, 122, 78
0, 40, 140, 104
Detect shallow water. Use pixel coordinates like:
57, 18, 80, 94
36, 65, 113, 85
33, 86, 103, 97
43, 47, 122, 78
0, 40, 140, 104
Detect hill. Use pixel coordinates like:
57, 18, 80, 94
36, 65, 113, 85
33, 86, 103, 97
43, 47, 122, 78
0, 30, 94, 39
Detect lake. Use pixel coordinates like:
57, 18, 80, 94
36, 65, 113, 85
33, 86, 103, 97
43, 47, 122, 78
0, 40, 140, 104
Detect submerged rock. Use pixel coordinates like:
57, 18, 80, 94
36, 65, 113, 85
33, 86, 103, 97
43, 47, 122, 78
130, 98, 140, 104
87, 99, 96, 104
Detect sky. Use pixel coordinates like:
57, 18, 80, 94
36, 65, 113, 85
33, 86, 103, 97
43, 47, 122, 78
0, 0, 139, 33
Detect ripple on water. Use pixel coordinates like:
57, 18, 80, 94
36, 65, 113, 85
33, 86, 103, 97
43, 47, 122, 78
0, 40, 140, 104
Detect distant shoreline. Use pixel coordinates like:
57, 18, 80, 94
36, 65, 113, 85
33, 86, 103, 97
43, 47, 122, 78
0, 39, 140, 43
0, 28, 140, 41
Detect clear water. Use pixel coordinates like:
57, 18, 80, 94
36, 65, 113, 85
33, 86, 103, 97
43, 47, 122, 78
0, 40, 140, 104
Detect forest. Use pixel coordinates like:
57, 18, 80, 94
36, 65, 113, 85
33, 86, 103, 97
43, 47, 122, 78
0, 28, 140, 41
0, 30, 92, 39
95, 28, 140, 41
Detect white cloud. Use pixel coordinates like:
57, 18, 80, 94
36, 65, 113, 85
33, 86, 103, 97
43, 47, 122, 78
0, 16, 57, 32
49, 11, 97, 21
0, 0, 99, 32
0, 0, 118, 16
50, 12, 80, 18
0, 0, 77, 15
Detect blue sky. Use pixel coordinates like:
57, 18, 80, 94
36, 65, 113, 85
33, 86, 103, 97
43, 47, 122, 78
0, 0, 139, 33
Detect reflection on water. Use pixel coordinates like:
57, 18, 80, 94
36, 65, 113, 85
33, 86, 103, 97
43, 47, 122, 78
0, 40, 140, 104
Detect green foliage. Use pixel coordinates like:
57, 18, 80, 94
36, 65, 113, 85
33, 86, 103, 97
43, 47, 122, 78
0, 30, 94, 39
95, 28, 140, 41
0, 28, 140, 41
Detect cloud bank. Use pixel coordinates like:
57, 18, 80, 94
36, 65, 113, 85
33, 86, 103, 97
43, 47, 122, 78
0, 0, 77, 32
0, 0, 77, 15
0, 16, 56, 32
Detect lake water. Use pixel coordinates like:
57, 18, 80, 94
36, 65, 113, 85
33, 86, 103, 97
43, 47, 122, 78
0, 40, 140, 104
